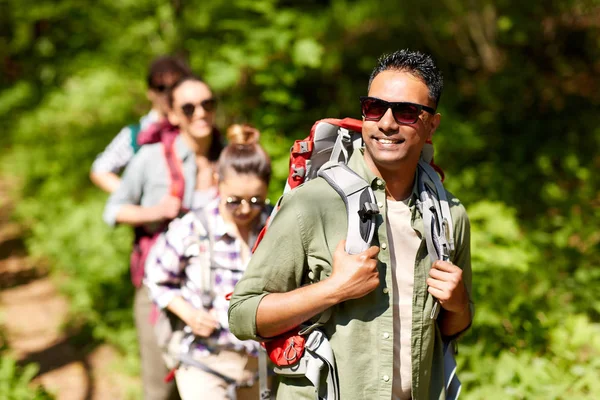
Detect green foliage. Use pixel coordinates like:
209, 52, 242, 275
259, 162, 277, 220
0, 355, 54, 400
0, 0, 598, 396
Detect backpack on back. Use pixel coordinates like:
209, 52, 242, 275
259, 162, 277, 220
130, 133, 185, 287
128, 123, 142, 154
255, 117, 461, 400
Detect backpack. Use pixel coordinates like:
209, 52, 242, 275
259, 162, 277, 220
129, 133, 185, 287
256, 117, 461, 400
128, 123, 142, 154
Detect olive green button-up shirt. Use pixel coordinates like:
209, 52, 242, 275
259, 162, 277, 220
229, 150, 473, 400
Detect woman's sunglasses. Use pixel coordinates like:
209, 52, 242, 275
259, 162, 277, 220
181, 98, 217, 118
225, 196, 268, 211
359, 96, 435, 125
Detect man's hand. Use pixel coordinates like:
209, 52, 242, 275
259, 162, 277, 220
427, 260, 469, 314
183, 308, 220, 338
154, 194, 181, 221
327, 240, 380, 303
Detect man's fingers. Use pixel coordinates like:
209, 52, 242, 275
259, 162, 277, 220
364, 245, 380, 259
431, 260, 459, 272
427, 286, 447, 299
426, 277, 446, 291
428, 268, 453, 282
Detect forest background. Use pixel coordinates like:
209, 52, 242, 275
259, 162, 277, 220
0, 0, 599, 399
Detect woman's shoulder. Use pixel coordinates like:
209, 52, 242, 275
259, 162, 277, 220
165, 209, 208, 240
135, 142, 164, 159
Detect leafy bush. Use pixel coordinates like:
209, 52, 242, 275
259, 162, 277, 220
0, 355, 54, 400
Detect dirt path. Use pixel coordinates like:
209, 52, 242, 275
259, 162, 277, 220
0, 180, 139, 399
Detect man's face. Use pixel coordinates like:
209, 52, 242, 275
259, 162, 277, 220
147, 72, 180, 116
169, 80, 216, 140
362, 70, 440, 176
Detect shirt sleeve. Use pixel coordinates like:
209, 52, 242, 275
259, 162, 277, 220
91, 126, 135, 174
228, 190, 308, 341
144, 216, 193, 309
102, 146, 148, 226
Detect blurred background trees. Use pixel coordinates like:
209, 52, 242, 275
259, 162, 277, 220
0, 0, 598, 398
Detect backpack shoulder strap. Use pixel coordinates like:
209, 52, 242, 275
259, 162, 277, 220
162, 136, 186, 202
129, 123, 142, 154
317, 162, 380, 255
417, 159, 454, 265
297, 162, 380, 334
194, 208, 215, 308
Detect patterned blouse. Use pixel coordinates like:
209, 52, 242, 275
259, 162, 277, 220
144, 197, 268, 356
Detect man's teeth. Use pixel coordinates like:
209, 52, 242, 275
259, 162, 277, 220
377, 138, 400, 144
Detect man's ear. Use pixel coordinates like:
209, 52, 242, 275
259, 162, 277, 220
427, 112, 441, 140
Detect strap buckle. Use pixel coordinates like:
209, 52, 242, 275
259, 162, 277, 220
358, 202, 380, 222
292, 141, 313, 154
292, 165, 306, 179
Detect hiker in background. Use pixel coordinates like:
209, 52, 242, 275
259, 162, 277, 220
145, 124, 271, 400
229, 50, 474, 399
103, 75, 224, 400
90, 55, 192, 193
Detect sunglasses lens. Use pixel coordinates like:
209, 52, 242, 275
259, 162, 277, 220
181, 104, 195, 117
362, 98, 388, 120
393, 104, 420, 124
249, 197, 265, 210
151, 83, 170, 93
225, 196, 266, 211
201, 99, 216, 112
225, 197, 242, 210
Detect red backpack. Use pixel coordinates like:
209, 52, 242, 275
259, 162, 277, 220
129, 130, 185, 287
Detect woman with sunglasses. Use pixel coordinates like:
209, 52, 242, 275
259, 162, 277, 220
103, 75, 223, 400
144, 124, 272, 400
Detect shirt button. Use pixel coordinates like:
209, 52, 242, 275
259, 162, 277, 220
383, 375, 390, 382
381, 243, 387, 250
383, 287, 389, 294
382, 332, 390, 339
376, 179, 383, 186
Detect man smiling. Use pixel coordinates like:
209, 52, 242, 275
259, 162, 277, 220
230, 49, 473, 399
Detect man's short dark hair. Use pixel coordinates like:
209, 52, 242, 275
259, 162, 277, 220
147, 56, 193, 89
368, 49, 444, 107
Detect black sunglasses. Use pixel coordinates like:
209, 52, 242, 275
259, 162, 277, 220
181, 98, 217, 118
151, 83, 171, 93
225, 196, 268, 211
359, 96, 435, 125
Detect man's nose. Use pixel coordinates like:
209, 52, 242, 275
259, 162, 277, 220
377, 108, 398, 132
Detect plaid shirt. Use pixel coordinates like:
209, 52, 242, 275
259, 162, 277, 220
145, 198, 268, 356
91, 110, 159, 174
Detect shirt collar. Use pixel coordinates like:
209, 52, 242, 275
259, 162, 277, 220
348, 149, 424, 233
174, 134, 195, 162
347, 149, 420, 205
206, 199, 234, 241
